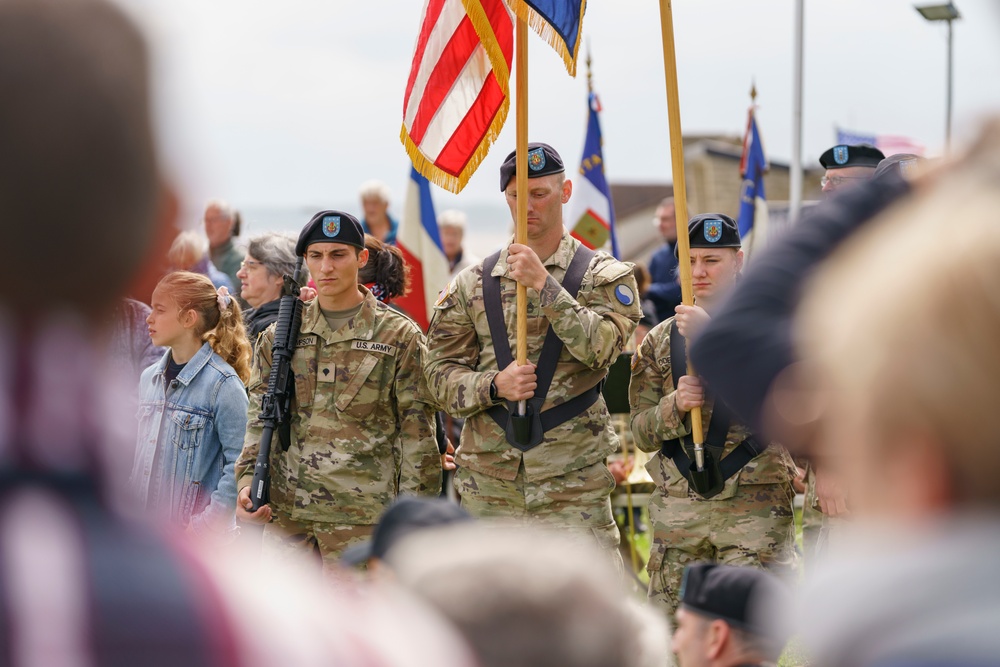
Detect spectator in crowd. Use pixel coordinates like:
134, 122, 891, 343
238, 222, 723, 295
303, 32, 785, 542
133, 271, 250, 536
438, 209, 479, 277
389, 523, 671, 667
237, 232, 307, 343
168, 229, 233, 290
359, 180, 398, 245
818, 143, 884, 196
632, 264, 658, 347
672, 563, 792, 667
204, 199, 244, 294
647, 197, 683, 323
341, 496, 472, 574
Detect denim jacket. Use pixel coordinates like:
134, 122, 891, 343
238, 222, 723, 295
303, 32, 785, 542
131, 342, 248, 534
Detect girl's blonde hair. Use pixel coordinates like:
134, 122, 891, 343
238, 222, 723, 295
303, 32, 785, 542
156, 271, 252, 383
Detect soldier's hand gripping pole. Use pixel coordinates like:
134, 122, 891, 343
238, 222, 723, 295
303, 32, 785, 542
249, 258, 304, 512
658, 0, 706, 470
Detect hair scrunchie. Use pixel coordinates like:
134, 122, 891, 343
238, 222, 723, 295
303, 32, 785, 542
216, 285, 232, 310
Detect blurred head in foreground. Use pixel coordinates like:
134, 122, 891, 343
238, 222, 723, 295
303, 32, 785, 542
798, 119, 1000, 519
672, 563, 791, 667
388, 522, 671, 667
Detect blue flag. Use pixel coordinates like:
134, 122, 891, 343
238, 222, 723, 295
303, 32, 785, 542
507, 0, 586, 75
737, 110, 768, 238
567, 92, 619, 258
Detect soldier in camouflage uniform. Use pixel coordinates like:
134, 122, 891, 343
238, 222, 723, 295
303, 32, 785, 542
235, 210, 441, 572
629, 214, 796, 617
425, 143, 642, 556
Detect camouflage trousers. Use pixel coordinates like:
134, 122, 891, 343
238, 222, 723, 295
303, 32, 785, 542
262, 510, 374, 578
646, 481, 796, 618
801, 468, 847, 570
455, 461, 622, 566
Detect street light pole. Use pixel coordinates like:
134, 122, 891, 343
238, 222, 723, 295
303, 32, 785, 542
915, 2, 960, 153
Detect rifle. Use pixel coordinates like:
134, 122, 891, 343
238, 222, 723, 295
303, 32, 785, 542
249, 258, 304, 512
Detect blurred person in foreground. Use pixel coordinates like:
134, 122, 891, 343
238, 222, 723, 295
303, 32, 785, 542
203, 199, 244, 295
672, 563, 792, 667
789, 121, 1000, 666
630, 214, 796, 618
359, 180, 398, 245
237, 232, 308, 343
389, 522, 671, 667
0, 1, 479, 664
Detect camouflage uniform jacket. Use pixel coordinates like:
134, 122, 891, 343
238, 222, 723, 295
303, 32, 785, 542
236, 288, 441, 524
629, 317, 795, 500
425, 232, 642, 482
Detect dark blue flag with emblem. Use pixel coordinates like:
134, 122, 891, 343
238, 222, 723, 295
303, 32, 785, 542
567, 91, 619, 258
506, 0, 586, 76
737, 106, 769, 248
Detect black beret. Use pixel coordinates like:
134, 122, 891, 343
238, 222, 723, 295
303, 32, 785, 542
680, 563, 790, 640
340, 497, 472, 566
500, 142, 565, 191
689, 213, 741, 249
819, 143, 885, 170
872, 153, 924, 181
295, 210, 365, 256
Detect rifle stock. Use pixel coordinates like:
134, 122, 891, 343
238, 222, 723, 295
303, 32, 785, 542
249, 259, 304, 512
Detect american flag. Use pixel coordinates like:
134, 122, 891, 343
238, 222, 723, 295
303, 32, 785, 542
401, 0, 513, 194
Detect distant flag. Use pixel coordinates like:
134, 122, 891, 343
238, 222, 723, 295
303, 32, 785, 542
836, 128, 926, 157
737, 105, 769, 257
505, 0, 587, 75
567, 91, 619, 258
401, 0, 514, 194
396, 167, 451, 331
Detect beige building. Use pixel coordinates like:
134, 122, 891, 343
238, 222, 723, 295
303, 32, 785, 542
609, 134, 823, 266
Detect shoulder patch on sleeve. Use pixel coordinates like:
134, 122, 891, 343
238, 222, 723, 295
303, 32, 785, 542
592, 257, 634, 286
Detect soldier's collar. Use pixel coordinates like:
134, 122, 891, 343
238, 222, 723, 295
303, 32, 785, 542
300, 287, 379, 344
492, 231, 576, 278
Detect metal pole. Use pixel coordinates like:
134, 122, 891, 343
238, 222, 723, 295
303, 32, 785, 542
789, 0, 804, 223
946, 17, 953, 153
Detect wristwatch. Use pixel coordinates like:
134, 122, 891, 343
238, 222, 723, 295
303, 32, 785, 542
489, 377, 499, 403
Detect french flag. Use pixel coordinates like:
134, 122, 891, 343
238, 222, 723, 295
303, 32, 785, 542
395, 167, 451, 331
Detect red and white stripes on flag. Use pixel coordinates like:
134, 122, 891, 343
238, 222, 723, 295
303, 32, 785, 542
401, 0, 513, 194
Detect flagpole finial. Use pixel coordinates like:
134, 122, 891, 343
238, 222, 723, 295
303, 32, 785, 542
750, 80, 757, 103
586, 38, 593, 93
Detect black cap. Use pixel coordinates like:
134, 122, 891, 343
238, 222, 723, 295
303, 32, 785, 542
872, 153, 924, 181
295, 210, 366, 256
819, 144, 885, 170
499, 142, 565, 191
680, 563, 791, 640
674, 213, 741, 258
340, 497, 472, 566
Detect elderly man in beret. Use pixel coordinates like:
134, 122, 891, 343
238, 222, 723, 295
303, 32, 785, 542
672, 563, 791, 667
819, 143, 885, 196
424, 142, 642, 563
630, 214, 797, 617
235, 210, 441, 571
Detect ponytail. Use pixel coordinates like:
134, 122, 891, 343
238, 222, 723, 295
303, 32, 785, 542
155, 271, 252, 384
358, 234, 410, 300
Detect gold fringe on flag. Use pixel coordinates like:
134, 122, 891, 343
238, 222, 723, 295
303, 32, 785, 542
503, 0, 585, 77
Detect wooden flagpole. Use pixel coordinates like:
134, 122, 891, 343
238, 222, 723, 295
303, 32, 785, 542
657, 0, 705, 467
515, 17, 529, 414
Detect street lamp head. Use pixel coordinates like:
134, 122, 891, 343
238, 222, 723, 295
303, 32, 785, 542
915, 2, 961, 21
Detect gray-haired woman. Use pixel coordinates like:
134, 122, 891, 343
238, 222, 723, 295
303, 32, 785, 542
236, 232, 308, 343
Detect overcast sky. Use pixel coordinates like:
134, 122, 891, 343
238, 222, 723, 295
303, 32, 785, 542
125, 0, 1000, 218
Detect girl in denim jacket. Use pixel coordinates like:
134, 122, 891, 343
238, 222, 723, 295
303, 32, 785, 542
132, 271, 252, 536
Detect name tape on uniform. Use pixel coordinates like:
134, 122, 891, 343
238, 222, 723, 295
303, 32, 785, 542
352, 340, 396, 356
296, 335, 318, 348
